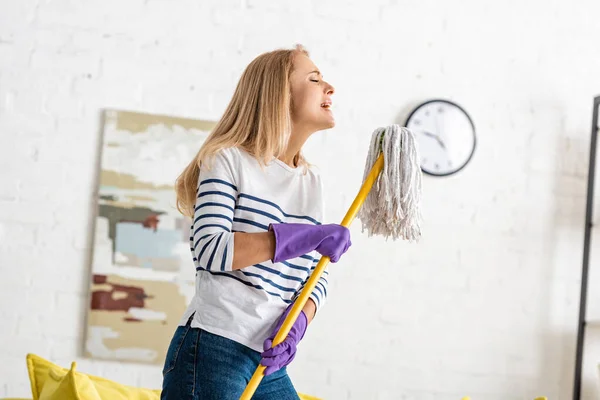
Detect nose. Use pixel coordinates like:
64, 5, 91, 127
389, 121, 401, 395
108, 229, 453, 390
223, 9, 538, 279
325, 83, 335, 96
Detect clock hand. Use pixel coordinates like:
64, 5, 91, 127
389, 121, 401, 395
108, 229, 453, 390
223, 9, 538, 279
434, 111, 447, 149
437, 136, 446, 150
422, 131, 446, 150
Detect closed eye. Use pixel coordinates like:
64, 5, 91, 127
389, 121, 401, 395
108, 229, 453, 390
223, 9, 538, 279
310, 79, 320, 83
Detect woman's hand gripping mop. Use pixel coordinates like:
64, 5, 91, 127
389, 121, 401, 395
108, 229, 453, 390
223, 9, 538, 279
240, 125, 423, 399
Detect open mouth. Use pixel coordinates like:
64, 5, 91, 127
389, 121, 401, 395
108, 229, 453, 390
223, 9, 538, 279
321, 102, 332, 110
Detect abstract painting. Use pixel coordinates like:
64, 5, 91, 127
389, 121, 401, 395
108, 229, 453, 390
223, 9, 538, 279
85, 109, 216, 364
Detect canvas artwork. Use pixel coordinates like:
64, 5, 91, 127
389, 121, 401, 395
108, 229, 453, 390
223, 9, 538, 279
85, 109, 217, 364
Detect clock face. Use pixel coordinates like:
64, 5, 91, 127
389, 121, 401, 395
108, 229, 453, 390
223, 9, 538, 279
405, 99, 476, 176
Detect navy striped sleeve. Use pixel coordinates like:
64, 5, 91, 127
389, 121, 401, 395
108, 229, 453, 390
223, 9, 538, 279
295, 259, 329, 314
191, 151, 238, 272
309, 177, 327, 311
310, 267, 329, 313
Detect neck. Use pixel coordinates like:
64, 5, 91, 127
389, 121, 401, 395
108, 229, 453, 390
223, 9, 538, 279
278, 124, 313, 167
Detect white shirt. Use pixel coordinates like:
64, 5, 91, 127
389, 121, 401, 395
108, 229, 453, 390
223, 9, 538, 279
178, 146, 328, 352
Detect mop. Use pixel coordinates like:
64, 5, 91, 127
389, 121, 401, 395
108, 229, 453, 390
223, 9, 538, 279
240, 124, 423, 399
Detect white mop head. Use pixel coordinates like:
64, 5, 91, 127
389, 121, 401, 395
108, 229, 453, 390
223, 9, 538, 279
357, 125, 422, 242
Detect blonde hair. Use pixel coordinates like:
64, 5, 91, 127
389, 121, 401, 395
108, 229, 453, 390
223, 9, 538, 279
175, 44, 310, 218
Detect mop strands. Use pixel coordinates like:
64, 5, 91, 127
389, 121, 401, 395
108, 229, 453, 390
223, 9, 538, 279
358, 125, 422, 241
240, 124, 423, 400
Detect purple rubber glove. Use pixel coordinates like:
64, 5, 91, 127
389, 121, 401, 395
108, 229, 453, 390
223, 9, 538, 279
269, 223, 351, 263
260, 304, 308, 376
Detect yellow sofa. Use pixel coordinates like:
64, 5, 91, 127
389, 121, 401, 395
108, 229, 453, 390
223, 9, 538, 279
1, 354, 549, 400
2, 353, 320, 400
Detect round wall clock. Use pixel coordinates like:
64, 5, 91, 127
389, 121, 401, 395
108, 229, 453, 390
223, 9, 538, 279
405, 99, 476, 176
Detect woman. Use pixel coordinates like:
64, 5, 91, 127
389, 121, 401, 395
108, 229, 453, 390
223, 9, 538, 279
161, 44, 352, 399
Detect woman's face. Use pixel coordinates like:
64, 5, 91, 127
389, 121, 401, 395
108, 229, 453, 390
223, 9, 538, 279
289, 54, 335, 132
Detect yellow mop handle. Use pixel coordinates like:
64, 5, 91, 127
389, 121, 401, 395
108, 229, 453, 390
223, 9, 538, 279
240, 153, 385, 399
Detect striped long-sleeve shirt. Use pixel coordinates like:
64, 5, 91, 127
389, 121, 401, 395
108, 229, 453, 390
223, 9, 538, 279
178, 146, 329, 352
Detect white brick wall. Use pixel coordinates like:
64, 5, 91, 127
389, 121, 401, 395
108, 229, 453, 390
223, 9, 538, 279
1, 0, 600, 399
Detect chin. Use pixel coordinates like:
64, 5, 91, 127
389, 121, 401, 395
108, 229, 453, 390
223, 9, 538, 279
320, 117, 336, 130
307, 115, 335, 132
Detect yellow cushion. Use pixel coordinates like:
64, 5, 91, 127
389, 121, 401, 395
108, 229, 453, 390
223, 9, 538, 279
26, 354, 160, 400
298, 394, 321, 400
38, 361, 101, 400
26, 353, 321, 400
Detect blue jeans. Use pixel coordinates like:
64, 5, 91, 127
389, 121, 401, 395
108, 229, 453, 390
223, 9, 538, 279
161, 316, 300, 400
